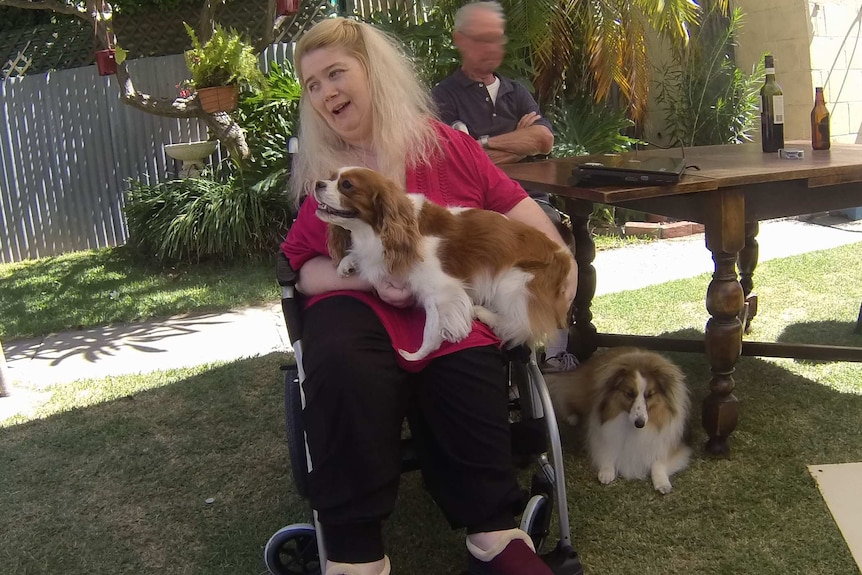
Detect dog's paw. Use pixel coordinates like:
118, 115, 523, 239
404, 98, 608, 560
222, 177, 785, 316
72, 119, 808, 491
336, 256, 358, 278
597, 468, 616, 485
439, 313, 472, 343
654, 481, 673, 494
651, 464, 673, 494
441, 325, 470, 343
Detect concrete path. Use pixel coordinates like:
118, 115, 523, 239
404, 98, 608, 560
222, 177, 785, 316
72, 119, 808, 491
2, 214, 861, 413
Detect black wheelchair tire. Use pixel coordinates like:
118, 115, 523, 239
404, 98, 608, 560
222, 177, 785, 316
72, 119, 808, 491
264, 523, 320, 575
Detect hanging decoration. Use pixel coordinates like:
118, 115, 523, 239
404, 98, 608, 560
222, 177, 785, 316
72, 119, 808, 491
276, 0, 300, 16
93, 1, 123, 76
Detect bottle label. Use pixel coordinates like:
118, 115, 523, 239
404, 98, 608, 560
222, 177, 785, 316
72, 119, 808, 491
765, 67, 775, 75
773, 95, 785, 124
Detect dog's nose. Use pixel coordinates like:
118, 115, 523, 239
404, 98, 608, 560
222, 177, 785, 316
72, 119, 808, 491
634, 418, 646, 429
314, 180, 327, 191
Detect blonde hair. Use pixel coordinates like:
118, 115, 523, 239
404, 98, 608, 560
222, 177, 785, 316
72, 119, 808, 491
290, 18, 440, 202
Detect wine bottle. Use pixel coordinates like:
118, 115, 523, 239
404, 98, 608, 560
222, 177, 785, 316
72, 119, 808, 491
811, 87, 831, 150
760, 55, 785, 153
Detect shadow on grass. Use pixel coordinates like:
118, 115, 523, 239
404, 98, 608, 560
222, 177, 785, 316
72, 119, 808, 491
775, 319, 862, 351
1, 340, 861, 575
0, 353, 308, 575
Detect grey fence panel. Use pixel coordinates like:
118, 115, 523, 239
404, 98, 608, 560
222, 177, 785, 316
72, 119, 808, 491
0, 46, 296, 264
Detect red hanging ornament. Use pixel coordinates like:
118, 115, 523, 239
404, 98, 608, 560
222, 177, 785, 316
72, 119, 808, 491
277, 0, 300, 16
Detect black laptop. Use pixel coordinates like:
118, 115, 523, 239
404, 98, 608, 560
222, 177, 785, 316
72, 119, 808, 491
573, 155, 686, 186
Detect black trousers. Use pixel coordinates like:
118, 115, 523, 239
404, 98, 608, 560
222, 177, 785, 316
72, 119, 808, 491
301, 296, 524, 563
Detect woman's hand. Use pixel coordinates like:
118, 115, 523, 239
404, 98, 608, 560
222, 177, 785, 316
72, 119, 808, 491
373, 276, 415, 308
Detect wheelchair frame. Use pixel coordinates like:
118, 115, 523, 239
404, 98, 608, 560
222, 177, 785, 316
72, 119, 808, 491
264, 253, 583, 575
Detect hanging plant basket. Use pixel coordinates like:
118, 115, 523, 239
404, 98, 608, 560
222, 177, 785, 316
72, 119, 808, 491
197, 85, 239, 113
95, 49, 117, 76
277, 0, 300, 16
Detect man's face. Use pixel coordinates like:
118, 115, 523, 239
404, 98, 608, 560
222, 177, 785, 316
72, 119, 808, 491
454, 10, 507, 77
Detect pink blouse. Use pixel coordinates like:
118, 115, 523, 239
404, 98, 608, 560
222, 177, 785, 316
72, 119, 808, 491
281, 121, 528, 372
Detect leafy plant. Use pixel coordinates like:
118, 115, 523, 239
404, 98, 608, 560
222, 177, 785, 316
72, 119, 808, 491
548, 91, 641, 157
654, 7, 764, 147
228, 60, 302, 187
183, 22, 266, 90
123, 174, 293, 263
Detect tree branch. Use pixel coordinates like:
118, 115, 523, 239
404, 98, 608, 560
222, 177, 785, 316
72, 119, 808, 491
0, 0, 89, 19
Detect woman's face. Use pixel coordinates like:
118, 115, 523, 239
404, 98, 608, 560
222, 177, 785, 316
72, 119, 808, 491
301, 46, 373, 147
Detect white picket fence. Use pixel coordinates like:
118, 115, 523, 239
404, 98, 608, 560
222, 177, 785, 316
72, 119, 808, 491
0, 44, 293, 264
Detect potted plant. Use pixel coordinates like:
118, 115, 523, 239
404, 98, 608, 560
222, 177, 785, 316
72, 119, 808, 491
183, 23, 266, 113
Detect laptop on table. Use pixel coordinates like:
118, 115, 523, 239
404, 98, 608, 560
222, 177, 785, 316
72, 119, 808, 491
573, 155, 686, 186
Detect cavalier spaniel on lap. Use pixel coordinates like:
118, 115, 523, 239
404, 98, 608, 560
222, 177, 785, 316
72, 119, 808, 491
313, 166, 573, 361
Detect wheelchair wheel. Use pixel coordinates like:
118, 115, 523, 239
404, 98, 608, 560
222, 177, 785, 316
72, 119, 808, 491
520, 494, 551, 553
264, 523, 321, 575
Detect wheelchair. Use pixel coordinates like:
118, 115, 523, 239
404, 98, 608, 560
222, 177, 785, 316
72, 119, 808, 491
264, 252, 583, 575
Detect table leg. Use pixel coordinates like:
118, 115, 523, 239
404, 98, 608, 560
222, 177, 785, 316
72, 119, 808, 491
702, 191, 745, 456
737, 222, 760, 333
563, 198, 598, 360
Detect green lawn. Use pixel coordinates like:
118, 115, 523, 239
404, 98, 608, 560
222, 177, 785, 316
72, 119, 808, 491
1, 243, 860, 574
0, 247, 277, 340
0, 234, 648, 341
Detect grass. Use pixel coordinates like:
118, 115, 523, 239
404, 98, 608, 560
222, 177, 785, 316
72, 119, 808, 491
0, 246, 277, 340
1, 243, 860, 574
0, 234, 649, 341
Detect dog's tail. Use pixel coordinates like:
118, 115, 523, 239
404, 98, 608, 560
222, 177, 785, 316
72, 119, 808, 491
398, 299, 443, 362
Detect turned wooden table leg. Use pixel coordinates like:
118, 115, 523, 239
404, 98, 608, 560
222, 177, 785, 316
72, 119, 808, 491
737, 221, 760, 333
563, 198, 598, 360
702, 191, 745, 456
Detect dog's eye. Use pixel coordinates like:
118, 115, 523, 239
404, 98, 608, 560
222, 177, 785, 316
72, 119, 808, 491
644, 390, 654, 399
624, 390, 636, 399
341, 178, 353, 190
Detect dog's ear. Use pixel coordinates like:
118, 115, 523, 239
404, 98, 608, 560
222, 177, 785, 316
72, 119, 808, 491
327, 224, 352, 262
376, 180, 422, 276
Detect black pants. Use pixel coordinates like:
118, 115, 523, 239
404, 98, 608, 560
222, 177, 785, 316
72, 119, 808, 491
301, 296, 524, 563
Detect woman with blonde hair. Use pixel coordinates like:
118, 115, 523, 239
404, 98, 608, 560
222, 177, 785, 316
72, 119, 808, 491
281, 17, 576, 575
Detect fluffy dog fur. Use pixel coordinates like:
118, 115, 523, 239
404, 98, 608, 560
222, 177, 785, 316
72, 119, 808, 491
546, 347, 691, 493
312, 166, 574, 361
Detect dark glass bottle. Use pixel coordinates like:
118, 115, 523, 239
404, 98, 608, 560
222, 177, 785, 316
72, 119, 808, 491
760, 55, 785, 153
811, 87, 831, 150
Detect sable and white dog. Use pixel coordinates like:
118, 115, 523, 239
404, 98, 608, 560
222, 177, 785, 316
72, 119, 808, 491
546, 347, 691, 494
312, 166, 574, 361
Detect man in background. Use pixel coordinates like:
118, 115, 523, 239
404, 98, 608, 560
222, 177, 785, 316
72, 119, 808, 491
432, 0, 577, 373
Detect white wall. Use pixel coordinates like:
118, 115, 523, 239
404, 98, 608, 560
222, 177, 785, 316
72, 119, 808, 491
735, 0, 862, 144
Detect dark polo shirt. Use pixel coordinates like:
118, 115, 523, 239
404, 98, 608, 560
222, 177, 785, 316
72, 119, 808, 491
432, 69, 555, 208
432, 68, 553, 139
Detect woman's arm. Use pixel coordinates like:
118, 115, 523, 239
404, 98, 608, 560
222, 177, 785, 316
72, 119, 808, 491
296, 256, 372, 295
297, 255, 415, 308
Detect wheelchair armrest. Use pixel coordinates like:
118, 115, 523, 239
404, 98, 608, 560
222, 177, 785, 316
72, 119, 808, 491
275, 252, 303, 345
276, 252, 299, 287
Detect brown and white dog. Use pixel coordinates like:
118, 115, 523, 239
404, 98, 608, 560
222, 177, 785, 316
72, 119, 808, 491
312, 166, 574, 361
546, 347, 691, 494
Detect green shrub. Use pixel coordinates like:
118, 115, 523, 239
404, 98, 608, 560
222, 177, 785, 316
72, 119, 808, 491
548, 91, 641, 157
226, 60, 302, 190
124, 175, 293, 263
654, 8, 763, 146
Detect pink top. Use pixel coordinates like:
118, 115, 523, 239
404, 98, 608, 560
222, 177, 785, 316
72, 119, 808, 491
281, 121, 529, 372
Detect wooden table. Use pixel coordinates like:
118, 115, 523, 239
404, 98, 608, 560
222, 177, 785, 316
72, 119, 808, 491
503, 142, 862, 455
